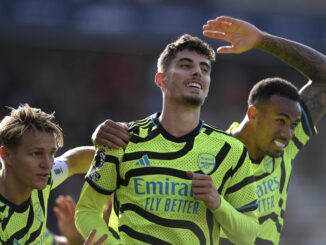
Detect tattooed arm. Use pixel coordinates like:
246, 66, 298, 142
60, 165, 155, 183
257, 34, 326, 125
203, 15, 326, 125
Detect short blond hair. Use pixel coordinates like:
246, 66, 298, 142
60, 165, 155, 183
0, 104, 63, 148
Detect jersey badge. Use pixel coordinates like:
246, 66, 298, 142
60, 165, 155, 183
264, 158, 274, 173
33, 202, 44, 223
198, 153, 216, 174
14, 239, 21, 245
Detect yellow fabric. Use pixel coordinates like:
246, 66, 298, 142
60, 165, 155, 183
75, 183, 121, 245
225, 103, 317, 244
76, 114, 258, 244
0, 180, 52, 244
213, 196, 258, 245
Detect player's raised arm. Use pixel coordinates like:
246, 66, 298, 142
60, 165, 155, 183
203, 15, 326, 125
254, 35, 326, 125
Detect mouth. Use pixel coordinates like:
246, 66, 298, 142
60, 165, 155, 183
37, 173, 50, 180
187, 82, 202, 89
186, 81, 202, 90
273, 139, 286, 150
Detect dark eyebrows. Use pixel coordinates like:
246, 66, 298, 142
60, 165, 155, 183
177, 57, 193, 64
278, 112, 291, 119
200, 61, 211, 71
278, 112, 301, 123
177, 57, 211, 70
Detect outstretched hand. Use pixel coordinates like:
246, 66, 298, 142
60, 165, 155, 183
203, 16, 263, 54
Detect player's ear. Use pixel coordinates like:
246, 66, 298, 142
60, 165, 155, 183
0, 146, 12, 164
247, 105, 257, 120
155, 72, 165, 88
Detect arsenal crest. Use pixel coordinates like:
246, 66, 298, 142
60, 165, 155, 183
198, 153, 216, 174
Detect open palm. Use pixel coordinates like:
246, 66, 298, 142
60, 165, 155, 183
203, 16, 263, 54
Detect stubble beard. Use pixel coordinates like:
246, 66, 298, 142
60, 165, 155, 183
182, 95, 204, 108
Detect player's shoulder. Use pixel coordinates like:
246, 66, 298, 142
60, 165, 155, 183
202, 121, 245, 148
128, 113, 157, 136
129, 115, 152, 129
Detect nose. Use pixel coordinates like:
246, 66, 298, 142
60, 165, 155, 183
280, 126, 294, 141
192, 65, 202, 77
40, 154, 54, 169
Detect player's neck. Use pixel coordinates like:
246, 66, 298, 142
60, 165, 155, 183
0, 170, 31, 205
232, 119, 265, 162
159, 106, 201, 137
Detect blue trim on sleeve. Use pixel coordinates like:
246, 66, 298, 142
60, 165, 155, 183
237, 200, 258, 213
300, 101, 317, 137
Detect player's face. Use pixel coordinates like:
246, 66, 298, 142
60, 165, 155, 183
162, 49, 211, 108
6, 131, 57, 193
252, 95, 301, 158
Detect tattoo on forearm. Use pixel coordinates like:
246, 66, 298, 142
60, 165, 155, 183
260, 35, 326, 81
302, 86, 326, 124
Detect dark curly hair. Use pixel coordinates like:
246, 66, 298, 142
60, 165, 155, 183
248, 77, 300, 105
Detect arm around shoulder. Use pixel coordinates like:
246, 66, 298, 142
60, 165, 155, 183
57, 146, 95, 177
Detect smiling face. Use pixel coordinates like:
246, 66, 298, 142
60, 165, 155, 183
4, 130, 57, 194
250, 94, 301, 159
157, 49, 212, 108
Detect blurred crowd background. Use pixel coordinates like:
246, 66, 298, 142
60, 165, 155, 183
0, 0, 325, 244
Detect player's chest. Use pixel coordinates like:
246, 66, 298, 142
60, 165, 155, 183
254, 157, 292, 214
123, 137, 233, 172
1, 195, 48, 244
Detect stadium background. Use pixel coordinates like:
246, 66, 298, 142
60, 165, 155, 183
0, 0, 325, 244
